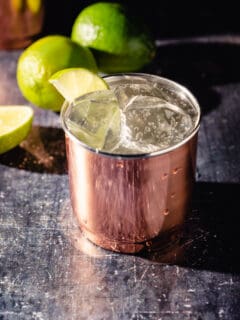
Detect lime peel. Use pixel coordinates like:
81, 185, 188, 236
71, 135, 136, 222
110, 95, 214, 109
0, 106, 33, 154
71, 2, 156, 72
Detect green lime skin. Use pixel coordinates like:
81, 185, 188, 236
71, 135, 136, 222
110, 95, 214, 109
71, 2, 156, 73
17, 35, 97, 111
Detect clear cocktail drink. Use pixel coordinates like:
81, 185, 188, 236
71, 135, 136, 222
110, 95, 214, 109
61, 74, 200, 253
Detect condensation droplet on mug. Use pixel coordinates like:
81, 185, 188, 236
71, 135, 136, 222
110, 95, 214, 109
163, 209, 169, 216
146, 241, 152, 247
173, 167, 181, 175
162, 173, 168, 180
116, 161, 124, 169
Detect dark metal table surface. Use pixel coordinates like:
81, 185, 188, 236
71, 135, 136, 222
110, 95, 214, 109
1, 38, 240, 320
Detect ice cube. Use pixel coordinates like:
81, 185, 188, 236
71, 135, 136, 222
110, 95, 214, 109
66, 90, 120, 150
114, 96, 194, 154
113, 84, 166, 112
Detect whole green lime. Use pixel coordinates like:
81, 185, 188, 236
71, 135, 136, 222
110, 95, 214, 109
17, 35, 97, 111
71, 2, 156, 73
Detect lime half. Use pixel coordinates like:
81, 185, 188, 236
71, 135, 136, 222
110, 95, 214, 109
17, 35, 97, 111
49, 68, 109, 102
0, 106, 33, 154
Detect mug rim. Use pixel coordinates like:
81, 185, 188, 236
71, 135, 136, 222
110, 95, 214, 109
60, 73, 201, 160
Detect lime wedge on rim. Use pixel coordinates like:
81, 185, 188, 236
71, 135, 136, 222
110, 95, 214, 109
49, 68, 109, 102
49, 68, 120, 150
0, 106, 33, 154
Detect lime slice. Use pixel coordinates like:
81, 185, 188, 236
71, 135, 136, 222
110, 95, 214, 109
49, 68, 119, 150
0, 106, 33, 154
49, 68, 109, 102
49, 68, 120, 150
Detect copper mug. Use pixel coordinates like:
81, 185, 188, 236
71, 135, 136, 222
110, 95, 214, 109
0, 0, 44, 49
61, 74, 201, 253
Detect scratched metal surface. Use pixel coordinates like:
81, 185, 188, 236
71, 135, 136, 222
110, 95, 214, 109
1, 41, 240, 320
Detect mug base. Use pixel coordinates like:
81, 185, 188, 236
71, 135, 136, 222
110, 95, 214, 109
82, 225, 184, 255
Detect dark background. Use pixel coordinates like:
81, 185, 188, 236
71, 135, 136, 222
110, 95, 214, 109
42, 0, 240, 124
43, 0, 240, 39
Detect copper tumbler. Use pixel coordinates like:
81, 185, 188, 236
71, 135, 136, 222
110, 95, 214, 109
61, 74, 201, 254
0, 0, 44, 49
